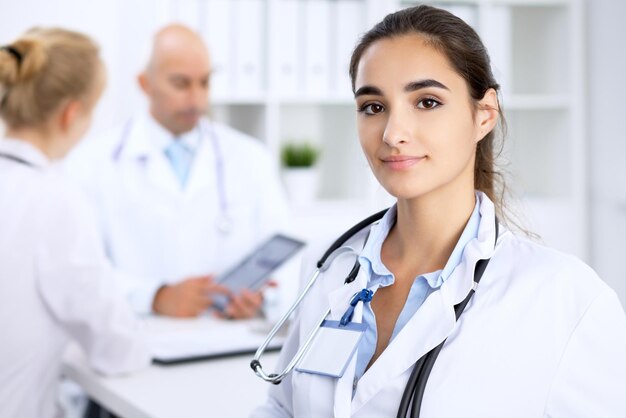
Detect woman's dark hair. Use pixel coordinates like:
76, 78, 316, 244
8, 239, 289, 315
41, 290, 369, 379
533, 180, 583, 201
349, 5, 507, 216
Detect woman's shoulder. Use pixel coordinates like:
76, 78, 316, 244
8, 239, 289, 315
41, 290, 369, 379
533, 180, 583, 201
39, 168, 96, 223
487, 231, 626, 347
496, 230, 609, 299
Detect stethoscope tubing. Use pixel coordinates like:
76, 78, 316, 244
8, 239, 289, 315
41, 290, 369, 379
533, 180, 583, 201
207, 120, 229, 225
316, 209, 389, 269
251, 268, 326, 383
251, 209, 389, 383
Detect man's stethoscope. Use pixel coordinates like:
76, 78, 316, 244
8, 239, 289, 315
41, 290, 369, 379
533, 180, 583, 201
251, 209, 498, 418
112, 118, 233, 234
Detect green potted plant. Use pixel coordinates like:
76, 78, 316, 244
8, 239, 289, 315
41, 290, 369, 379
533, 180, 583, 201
281, 142, 320, 168
280, 141, 321, 206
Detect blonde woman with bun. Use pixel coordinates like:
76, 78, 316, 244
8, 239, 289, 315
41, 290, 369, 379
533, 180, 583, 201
0, 28, 150, 418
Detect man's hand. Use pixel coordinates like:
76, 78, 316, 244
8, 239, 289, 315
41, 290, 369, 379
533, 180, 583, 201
221, 289, 264, 319
152, 275, 229, 318
219, 280, 278, 319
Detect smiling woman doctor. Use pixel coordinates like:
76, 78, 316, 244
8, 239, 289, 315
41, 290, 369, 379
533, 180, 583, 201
251, 5, 626, 418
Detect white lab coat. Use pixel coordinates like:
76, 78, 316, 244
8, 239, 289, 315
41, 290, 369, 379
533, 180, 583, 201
252, 193, 626, 418
0, 139, 151, 418
65, 112, 290, 312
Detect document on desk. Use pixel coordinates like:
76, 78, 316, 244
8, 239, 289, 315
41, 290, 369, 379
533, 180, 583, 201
146, 316, 285, 365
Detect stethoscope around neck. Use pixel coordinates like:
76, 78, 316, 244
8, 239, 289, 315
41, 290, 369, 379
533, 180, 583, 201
113, 118, 233, 235
251, 209, 498, 418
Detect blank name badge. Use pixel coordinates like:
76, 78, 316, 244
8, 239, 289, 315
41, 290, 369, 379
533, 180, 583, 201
296, 320, 367, 378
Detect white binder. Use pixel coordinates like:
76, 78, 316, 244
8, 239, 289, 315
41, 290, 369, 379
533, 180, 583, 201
303, 0, 332, 97
333, 0, 365, 97
479, 6, 511, 95
269, 0, 301, 97
205, 0, 234, 99
233, 0, 265, 96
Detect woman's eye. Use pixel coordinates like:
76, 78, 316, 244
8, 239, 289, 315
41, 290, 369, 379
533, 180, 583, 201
360, 103, 384, 115
417, 98, 441, 109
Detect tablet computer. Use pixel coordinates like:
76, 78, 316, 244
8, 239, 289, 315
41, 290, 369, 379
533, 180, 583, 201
212, 234, 305, 311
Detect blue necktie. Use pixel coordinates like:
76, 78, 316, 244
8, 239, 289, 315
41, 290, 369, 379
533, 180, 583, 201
164, 140, 193, 187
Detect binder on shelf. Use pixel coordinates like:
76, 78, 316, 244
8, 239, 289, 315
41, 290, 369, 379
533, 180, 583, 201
205, 0, 234, 99
269, 0, 301, 97
233, 0, 265, 96
479, 6, 511, 95
333, 0, 365, 97
303, 0, 332, 97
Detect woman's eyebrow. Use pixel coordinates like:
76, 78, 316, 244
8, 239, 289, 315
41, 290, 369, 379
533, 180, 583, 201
354, 85, 383, 98
355, 79, 449, 98
404, 79, 449, 92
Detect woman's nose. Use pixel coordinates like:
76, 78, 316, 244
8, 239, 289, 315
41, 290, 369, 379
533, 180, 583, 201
382, 110, 412, 147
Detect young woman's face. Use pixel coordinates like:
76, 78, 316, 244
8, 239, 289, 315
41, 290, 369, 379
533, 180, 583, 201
354, 34, 491, 202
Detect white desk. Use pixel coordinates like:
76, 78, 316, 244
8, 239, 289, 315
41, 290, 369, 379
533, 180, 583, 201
62, 318, 281, 418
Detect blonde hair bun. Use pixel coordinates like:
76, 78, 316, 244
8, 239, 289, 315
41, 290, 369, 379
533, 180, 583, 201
0, 27, 102, 129
0, 38, 48, 86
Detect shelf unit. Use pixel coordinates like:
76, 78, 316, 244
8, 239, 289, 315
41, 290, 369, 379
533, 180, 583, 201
160, 0, 587, 259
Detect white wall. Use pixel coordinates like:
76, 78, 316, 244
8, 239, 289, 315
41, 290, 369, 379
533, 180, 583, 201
587, 0, 626, 304
0, 0, 161, 136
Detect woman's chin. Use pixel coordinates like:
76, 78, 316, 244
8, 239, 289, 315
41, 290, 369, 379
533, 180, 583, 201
380, 184, 429, 202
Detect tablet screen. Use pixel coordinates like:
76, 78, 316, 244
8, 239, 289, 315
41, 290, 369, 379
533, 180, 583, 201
216, 234, 305, 293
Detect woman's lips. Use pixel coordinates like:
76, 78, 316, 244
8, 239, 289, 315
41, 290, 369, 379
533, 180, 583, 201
381, 155, 425, 170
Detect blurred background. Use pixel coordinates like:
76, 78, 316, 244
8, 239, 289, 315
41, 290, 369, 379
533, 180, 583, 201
1, 0, 625, 304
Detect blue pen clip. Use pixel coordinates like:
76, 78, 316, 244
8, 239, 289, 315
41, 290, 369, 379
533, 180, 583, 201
339, 288, 373, 326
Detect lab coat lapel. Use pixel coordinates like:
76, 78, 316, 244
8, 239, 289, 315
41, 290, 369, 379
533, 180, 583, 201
185, 129, 217, 195
318, 230, 369, 418
329, 266, 369, 418
121, 119, 181, 195
351, 193, 499, 412
145, 149, 181, 195
351, 283, 456, 413
326, 254, 368, 321
320, 225, 371, 322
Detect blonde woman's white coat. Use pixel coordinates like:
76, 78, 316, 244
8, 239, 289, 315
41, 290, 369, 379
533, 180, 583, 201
0, 139, 150, 418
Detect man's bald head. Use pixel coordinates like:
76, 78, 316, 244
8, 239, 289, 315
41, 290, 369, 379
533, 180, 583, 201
139, 24, 211, 136
146, 24, 209, 74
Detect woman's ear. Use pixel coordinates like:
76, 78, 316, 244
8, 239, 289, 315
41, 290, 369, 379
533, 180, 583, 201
58, 100, 82, 132
475, 88, 499, 142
